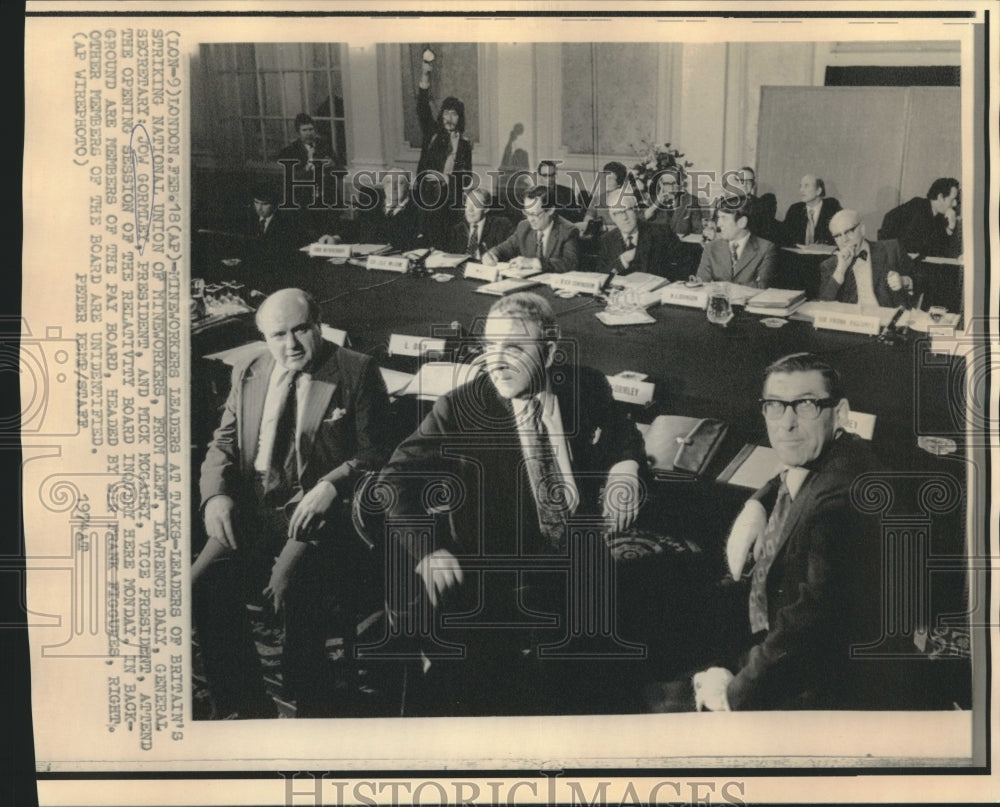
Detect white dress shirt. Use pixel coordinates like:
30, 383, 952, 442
254, 366, 311, 473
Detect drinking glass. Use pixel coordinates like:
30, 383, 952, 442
706, 282, 733, 326
928, 305, 947, 324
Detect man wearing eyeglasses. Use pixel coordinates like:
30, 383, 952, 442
483, 186, 580, 274
819, 209, 915, 308
669, 353, 881, 711
536, 159, 583, 223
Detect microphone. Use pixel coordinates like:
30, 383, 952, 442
600, 265, 619, 295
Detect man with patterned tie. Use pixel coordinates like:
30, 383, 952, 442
695, 195, 777, 288
599, 186, 682, 278
690, 353, 880, 711
780, 174, 842, 247
482, 186, 580, 274
193, 288, 392, 718
446, 188, 513, 257
378, 293, 644, 714
819, 209, 915, 307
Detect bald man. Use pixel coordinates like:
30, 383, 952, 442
780, 175, 842, 247
819, 209, 915, 308
599, 187, 681, 278
194, 288, 392, 718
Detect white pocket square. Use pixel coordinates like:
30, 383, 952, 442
324, 407, 347, 424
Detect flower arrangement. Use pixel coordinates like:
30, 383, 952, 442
629, 140, 694, 193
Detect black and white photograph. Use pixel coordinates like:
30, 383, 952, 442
19, 3, 998, 805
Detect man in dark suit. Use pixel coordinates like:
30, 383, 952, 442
537, 159, 583, 223
727, 165, 779, 244
600, 187, 682, 279
275, 113, 342, 173
819, 209, 915, 307
696, 196, 777, 288
446, 187, 514, 257
275, 113, 344, 211
193, 288, 392, 718
652, 353, 881, 711
878, 177, 961, 258
242, 183, 312, 290
484, 186, 580, 274
781, 174, 842, 247
378, 293, 645, 714
352, 171, 423, 251
643, 168, 704, 238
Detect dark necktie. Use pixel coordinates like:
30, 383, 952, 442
856, 249, 869, 262
264, 372, 300, 500
521, 397, 569, 551
535, 230, 545, 259
625, 234, 635, 250
748, 472, 791, 634
466, 223, 479, 257
730, 242, 740, 273
258, 218, 267, 237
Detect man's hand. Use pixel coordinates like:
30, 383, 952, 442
726, 499, 767, 580
833, 244, 854, 284
944, 207, 957, 233
481, 250, 497, 266
203, 495, 238, 551
419, 60, 432, 90
619, 247, 637, 270
693, 667, 734, 711
287, 481, 338, 541
602, 461, 642, 533
415, 548, 463, 607
263, 540, 308, 615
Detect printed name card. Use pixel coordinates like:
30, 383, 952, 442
606, 376, 655, 406
464, 262, 501, 282
367, 255, 410, 273
547, 273, 606, 296
843, 410, 876, 441
812, 311, 881, 336
307, 242, 353, 259
387, 334, 447, 357
661, 285, 708, 309
319, 325, 348, 346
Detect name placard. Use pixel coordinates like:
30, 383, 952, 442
661, 285, 708, 309
388, 334, 447, 357
548, 273, 606, 295
367, 255, 410, 273
606, 376, 655, 406
319, 325, 348, 346
307, 242, 353, 259
812, 311, 881, 336
464, 262, 500, 282
843, 410, 877, 441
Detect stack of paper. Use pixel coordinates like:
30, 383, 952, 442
474, 277, 542, 296
399, 362, 483, 399
745, 288, 807, 317
610, 272, 668, 295
500, 264, 542, 279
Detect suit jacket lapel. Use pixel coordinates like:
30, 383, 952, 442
241, 353, 274, 474
737, 236, 757, 277
299, 347, 340, 477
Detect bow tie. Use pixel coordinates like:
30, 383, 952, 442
856, 249, 869, 261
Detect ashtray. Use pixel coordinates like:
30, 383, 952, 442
917, 436, 958, 456
221, 258, 242, 267
760, 317, 787, 328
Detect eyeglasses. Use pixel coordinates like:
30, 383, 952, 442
831, 223, 861, 240
759, 397, 838, 420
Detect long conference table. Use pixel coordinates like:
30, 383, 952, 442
192, 251, 973, 690
194, 249, 970, 494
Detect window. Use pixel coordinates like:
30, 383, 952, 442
200, 43, 347, 165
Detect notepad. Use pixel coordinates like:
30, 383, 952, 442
400, 362, 483, 399
717, 444, 784, 489
473, 278, 541, 296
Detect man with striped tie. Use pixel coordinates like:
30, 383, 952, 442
193, 288, 392, 718
482, 186, 580, 274
378, 293, 645, 714
695, 195, 777, 288
446, 187, 513, 258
